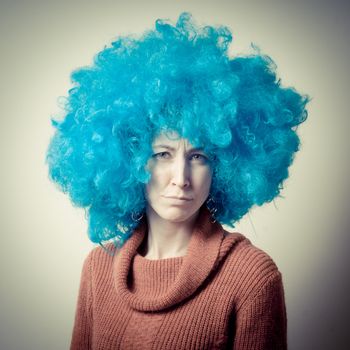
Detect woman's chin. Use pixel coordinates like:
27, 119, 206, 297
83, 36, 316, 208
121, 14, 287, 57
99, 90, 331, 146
146, 201, 203, 224
158, 207, 199, 223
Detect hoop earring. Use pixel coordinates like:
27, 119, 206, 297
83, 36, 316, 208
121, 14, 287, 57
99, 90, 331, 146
131, 211, 144, 222
206, 196, 217, 223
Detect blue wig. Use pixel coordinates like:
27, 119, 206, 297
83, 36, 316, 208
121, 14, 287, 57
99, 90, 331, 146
46, 12, 309, 245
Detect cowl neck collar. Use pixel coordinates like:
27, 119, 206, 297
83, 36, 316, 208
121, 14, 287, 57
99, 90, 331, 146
113, 206, 226, 312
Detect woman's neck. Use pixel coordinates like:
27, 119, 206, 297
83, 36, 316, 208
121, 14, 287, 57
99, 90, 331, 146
139, 207, 199, 260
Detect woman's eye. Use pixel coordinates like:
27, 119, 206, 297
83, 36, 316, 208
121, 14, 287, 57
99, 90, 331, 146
190, 154, 207, 162
153, 151, 171, 159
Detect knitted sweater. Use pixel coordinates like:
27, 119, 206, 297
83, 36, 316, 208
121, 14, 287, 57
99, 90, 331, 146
70, 207, 287, 350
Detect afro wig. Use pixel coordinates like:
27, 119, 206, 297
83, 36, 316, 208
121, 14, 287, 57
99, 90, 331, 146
46, 12, 309, 245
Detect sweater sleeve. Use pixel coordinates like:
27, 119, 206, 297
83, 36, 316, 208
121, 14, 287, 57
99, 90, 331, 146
232, 271, 287, 350
70, 252, 93, 350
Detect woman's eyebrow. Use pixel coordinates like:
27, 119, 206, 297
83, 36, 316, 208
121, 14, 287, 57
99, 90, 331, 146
153, 145, 205, 152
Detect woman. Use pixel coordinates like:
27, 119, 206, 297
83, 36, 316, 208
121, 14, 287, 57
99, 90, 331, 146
46, 12, 309, 349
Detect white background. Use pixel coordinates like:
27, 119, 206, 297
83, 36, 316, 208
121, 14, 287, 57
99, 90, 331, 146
1, 0, 349, 349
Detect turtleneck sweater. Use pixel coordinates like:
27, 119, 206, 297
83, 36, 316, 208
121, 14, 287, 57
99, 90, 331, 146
70, 207, 287, 349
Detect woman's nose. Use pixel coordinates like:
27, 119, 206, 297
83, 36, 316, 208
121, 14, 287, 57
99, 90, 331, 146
171, 156, 190, 188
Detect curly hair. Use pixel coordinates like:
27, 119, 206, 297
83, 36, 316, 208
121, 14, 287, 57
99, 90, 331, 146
46, 12, 309, 245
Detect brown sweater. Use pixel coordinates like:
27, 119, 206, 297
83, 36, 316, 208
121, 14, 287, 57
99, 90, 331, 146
70, 207, 287, 349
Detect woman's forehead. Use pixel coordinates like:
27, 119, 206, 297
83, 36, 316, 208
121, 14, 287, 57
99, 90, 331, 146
152, 131, 201, 150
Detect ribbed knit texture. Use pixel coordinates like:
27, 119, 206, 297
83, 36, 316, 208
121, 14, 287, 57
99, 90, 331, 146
70, 206, 287, 349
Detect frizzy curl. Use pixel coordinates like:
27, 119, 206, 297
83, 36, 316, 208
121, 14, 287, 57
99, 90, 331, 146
46, 12, 309, 244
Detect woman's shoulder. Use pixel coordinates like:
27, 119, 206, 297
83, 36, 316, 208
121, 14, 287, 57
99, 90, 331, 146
219, 230, 284, 310
82, 242, 119, 274
221, 230, 282, 288
223, 230, 280, 272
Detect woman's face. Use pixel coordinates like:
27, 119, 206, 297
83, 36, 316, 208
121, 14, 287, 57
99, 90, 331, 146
145, 131, 213, 223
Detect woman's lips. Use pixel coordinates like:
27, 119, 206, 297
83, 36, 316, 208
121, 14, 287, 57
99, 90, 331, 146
163, 195, 193, 202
